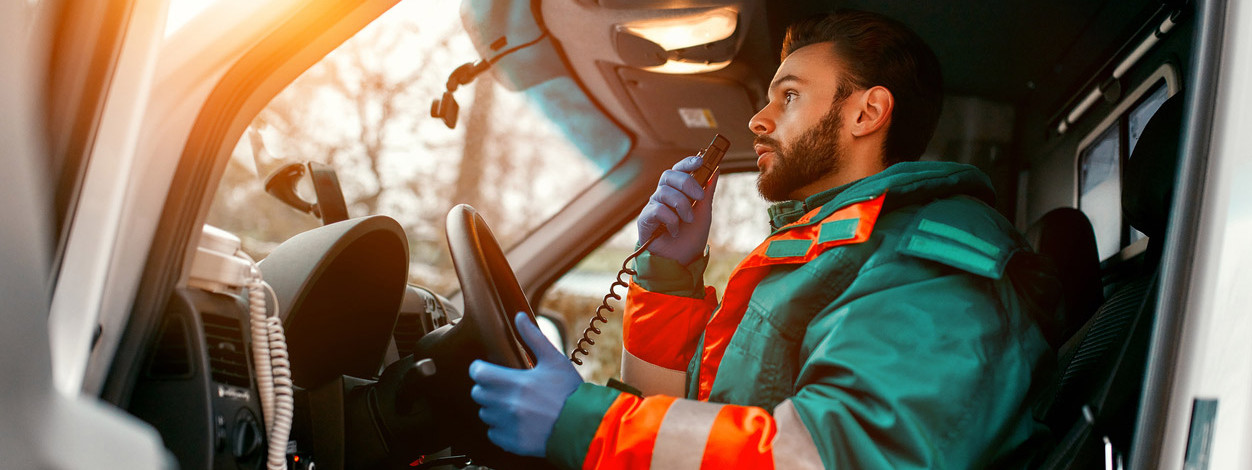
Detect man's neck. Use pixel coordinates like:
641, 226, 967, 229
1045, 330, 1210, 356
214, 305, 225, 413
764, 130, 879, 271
788, 149, 888, 200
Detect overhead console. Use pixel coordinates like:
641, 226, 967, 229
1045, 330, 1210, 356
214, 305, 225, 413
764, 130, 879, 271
595, 2, 767, 159
456, 0, 770, 161
609, 65, 758, 151
539, 0, 770, 162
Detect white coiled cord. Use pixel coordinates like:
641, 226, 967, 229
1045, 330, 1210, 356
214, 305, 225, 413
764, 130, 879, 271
265, 313, 294, 470
240, 252, 293, 470
246, 271, 275, 434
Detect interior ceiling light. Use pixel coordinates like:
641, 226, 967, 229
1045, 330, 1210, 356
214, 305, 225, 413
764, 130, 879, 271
621, 8, 737, 51
614, 7, 739, 75
645, 60, 733, 75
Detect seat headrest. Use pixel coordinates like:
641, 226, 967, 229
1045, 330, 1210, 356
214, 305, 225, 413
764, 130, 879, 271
1123, 94, 1185, 240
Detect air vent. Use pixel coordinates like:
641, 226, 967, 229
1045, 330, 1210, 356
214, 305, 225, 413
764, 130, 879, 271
393, 314, 422, 359
202, 313, 251, 388
145, 315, 192, 379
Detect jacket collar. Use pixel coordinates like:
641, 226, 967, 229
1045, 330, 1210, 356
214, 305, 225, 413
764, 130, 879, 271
766, 161, 996, 232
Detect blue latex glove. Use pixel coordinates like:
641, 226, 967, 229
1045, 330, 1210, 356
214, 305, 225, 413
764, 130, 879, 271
637, 156, 720, 265
468, 312, 583, 457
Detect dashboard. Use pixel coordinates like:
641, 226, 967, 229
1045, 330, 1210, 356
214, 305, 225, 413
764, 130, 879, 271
126, 216, 462, 470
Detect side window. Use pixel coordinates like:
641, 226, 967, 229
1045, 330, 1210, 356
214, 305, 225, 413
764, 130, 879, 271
1079, 126, 1122, 259
204, 0, 627, 295
540, 172, 770, 381
1077, 72, 1173, 261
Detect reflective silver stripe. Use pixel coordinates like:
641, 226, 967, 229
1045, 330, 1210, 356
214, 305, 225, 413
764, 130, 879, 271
772, 400, 823, 469
650, 399, 723, 470
621, 347, 687, 397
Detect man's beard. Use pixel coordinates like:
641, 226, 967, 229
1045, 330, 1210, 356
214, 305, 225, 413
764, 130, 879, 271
756, 104, 845, 202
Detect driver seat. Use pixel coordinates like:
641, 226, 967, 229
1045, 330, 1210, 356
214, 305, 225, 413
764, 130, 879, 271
1037, 93, 1185, 469
1027, 207, 1104, 351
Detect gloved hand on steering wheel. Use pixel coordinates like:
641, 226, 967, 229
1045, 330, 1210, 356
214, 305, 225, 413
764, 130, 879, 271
469, 312, 583, 458
637, 155, 720, 265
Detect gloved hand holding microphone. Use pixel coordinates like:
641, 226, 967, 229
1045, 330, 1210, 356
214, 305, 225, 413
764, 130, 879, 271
636, 154, 721, 265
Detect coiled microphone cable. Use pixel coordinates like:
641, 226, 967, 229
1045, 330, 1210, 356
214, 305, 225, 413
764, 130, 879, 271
569, 233, 660, 365
568, 134, 726, 366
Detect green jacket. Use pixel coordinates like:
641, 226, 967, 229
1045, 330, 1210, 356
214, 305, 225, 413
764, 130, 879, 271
547, 162, 1056, 469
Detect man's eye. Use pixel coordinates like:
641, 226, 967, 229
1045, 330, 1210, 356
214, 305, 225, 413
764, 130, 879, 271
784, 91, 798, 104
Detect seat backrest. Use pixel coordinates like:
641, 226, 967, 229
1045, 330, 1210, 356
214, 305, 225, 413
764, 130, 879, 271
1038, 93, 1185, 468
1027, 207, 1104, 349
1123, 94, 1185, 248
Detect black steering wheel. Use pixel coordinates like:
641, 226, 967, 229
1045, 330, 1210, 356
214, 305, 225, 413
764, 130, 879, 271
445, 204, 537, 369
366, 205, 551, 469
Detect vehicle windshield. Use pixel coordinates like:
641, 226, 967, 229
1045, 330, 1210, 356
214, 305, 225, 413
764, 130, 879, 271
206, 0, 628, 294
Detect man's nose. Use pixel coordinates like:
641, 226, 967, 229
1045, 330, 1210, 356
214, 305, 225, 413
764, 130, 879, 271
748, 106, 773, 135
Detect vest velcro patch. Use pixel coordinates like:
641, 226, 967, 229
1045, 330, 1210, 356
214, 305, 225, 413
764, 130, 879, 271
918, 219, 1002, 257
897, 198, 1020, 279
904, 235, 998, 275
818, 218, 859, 243
765, 219, 858, 258
765, 239, 811, 258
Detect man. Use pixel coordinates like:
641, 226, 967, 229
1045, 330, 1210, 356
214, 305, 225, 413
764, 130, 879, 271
469, 9, 1056, 469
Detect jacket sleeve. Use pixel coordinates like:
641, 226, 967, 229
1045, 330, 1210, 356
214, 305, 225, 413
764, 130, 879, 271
621, 251, 718, 396
546, 383, 822, 470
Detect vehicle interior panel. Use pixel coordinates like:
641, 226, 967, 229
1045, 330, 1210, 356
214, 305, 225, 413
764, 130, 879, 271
394, 285, 456, 361
537, 0, 767, 160
763, 0, 1165, 103
44, 0, 1218, 468
580, 0, 738, 9
128, 288, 267, 470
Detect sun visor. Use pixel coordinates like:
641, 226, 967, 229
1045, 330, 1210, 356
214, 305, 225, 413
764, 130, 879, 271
614, 66, 756, 151
460, 0, 562, 91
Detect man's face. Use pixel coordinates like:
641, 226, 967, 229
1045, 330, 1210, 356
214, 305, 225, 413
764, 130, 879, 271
755, 100, 845, 202
749, 43, 851, 202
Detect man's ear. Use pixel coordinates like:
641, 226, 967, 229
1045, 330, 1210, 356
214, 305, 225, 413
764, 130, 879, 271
850, 86, 894, 137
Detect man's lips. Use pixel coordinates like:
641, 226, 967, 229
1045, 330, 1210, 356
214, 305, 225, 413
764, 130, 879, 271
754, 144, 775, 168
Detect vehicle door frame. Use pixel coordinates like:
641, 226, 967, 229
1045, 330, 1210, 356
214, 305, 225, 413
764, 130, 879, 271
1133, 0, 1252, 467
98, 0, 403, 407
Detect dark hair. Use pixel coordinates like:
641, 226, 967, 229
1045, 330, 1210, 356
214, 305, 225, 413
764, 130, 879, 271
782, 9, 943, 164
